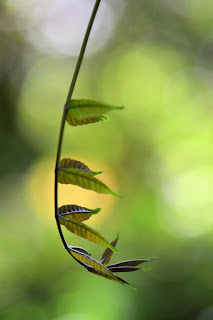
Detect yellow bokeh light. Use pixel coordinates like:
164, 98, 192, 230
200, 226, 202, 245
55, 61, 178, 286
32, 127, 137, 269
25, 155, 119, 228
160, 166, 213, 237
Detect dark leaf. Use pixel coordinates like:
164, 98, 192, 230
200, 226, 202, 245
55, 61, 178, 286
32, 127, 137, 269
108, 258, 157, 268
108, 266, 142, 272
58, 204, 101, 222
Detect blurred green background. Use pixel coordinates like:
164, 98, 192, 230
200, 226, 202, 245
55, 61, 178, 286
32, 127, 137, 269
1, 0, 213, 319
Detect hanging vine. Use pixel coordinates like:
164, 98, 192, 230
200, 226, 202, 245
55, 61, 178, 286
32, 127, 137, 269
54, 0, 156, 289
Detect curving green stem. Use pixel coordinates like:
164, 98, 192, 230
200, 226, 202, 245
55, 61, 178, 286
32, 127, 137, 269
54, 0, 102, 255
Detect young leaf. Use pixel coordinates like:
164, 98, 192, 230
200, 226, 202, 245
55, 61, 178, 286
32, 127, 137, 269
58, 204, 101, 222
100, 234, 119, 265
59, 217, 119, 252
108, 258, 157, 268
59, 158, 103, 175
58, 167, 121, 198
66, 99, 124, 126
66, 115, 108, 126
69, 248, 122, 283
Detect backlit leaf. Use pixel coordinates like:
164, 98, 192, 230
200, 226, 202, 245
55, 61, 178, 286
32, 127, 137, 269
58, 204, 101, 222
69, 248, 122, 283
59, 217, 119, 252
65, 115, 109, 126
58, 166, 121, 198
100, 234, 119, 265
66, 99, 124, 126
59, 158, 103, 175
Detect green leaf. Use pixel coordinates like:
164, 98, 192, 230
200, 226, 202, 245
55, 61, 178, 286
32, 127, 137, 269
66, 115, 104, 126
108, 258, 157, 268
66, 99, 124, 126
100, 234, 119, 265
59, 217, 119, 252
58, 204, 101, 222
69, 248, 122, 284
59, 158, 103, 175
58, 166, 121, 198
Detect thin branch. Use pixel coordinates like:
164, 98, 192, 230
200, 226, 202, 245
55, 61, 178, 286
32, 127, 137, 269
65, 0, 102, 107
54, 0, 102, 255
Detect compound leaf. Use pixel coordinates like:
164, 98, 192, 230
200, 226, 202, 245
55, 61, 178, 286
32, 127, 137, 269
58, 204, 101, 222
66, 99, 124, 126
59, 217, 119, 252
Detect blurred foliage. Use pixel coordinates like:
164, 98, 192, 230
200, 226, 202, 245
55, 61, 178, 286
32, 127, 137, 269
1, 0, 213, 319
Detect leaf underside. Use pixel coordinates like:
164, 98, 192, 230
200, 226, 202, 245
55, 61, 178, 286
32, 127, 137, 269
58, 204, 101, 222
66, 99, 124, 126
59, 158, 103, 175
108, 258, 157, 268
59, 217, 119, 252
108, 266, 141, 273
